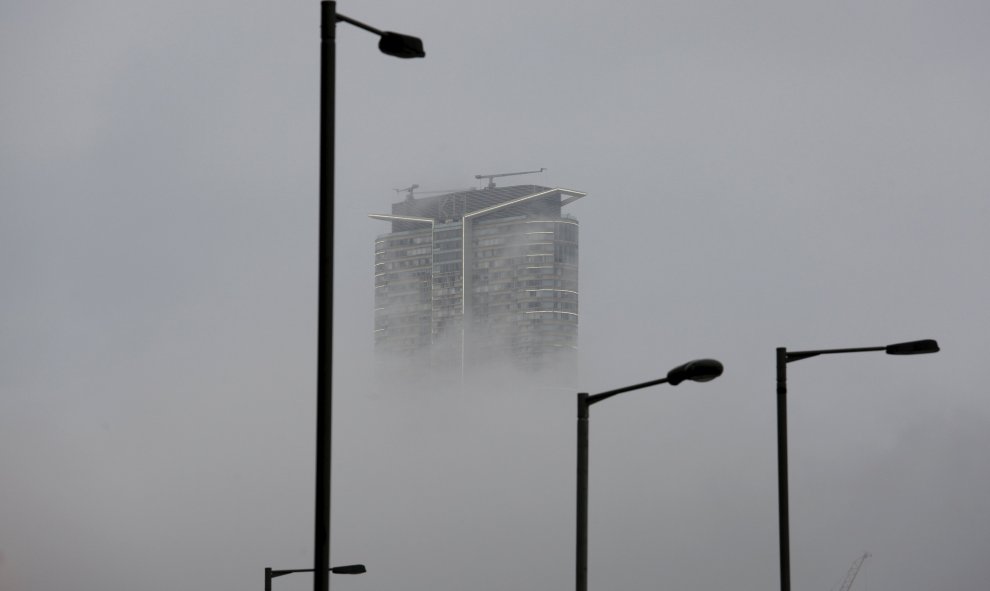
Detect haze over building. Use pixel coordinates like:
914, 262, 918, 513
370, 173, 585, 378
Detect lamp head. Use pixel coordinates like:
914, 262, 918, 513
667, 359, 724, 386
329, 565, 367, 575
885, 339, 939, 355
379, 32, 425, 58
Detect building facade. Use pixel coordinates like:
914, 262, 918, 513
371, 184, 585, 374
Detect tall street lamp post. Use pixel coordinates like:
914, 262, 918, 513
775, 338, 939, 591
266, 565, 366, 591
576, 359, 724, 591
315, 4, 424, 591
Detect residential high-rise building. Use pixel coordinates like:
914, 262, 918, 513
370, 183, 585, 375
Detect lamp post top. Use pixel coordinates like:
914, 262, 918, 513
782, 339, 939, 363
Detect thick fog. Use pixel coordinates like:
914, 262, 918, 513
3, 1, 989, 591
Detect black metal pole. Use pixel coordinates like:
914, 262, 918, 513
776, 347, 790, 591
576, 393, 589, 591
315, 3, 336, 591
265, 567, 273, 591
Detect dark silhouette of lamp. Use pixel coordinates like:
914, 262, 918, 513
775, 339, 939, 591
313, 5, 423, 591
576, 359, 724, 591
266, 565, 366, 591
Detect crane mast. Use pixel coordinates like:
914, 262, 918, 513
838, 552, 870, 591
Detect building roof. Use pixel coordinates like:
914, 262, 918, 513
369, 184, 586, 232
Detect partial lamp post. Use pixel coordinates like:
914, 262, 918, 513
266, 565, 366, 591
775, 339, 939, 591
314, 4, 423, 591
576, 358, 724, 591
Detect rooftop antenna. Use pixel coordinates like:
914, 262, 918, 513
474, 167, 546, 189
393, 184, 419, 200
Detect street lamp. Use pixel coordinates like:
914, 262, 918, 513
314, 4, 424, 591
576, 359, 724, 591
775, 339, 939, 591
266, 565, 366, 591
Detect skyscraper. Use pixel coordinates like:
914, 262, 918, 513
370, 183, 585, 375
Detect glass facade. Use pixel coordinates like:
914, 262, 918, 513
371, 185, 584, 375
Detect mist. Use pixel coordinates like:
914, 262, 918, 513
3, 1, 990, 591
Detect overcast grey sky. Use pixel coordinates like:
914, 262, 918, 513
2, 1, 989, 591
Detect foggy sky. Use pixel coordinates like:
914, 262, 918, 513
2, 1, 989, 591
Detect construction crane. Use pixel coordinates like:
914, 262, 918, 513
837, 552, 871, 591
393, 184, 419, 199
393, 185, 472, 200
474, 167, 546, 189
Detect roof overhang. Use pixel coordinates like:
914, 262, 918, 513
368, 214, 434, 225
464, 187, 586, 221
